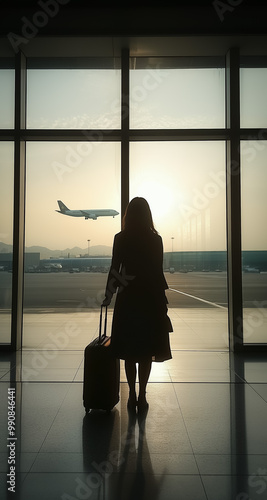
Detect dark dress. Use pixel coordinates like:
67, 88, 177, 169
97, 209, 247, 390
105, 229, 173, 362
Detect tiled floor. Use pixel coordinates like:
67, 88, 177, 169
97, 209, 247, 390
1, 309, 267, 499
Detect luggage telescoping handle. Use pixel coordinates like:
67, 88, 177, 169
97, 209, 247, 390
99, 305, 108, 341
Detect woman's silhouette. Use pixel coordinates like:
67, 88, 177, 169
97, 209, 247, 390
102, 197, 172, 413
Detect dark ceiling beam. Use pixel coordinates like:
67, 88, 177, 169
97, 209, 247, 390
1, 4, 267, 38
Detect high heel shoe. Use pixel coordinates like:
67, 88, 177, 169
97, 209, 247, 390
137, 397, 149, 414
127, 393, 137, 412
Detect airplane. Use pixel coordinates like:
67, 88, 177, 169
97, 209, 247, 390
56, 200, 119, 220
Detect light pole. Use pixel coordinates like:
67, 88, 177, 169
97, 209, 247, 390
87, 239, 90, 257
171, 237, 174, 270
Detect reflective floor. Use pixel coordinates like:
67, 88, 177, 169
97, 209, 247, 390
1, 311, 267, 499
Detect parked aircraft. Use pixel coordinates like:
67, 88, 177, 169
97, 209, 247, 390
56, 201, 119, 220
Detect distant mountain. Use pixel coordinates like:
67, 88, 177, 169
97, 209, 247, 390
0, 242, 112, 259
0, 242, 12, 253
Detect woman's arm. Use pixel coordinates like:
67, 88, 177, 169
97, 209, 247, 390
155, 235, 169, 290
102, 234, 122, 305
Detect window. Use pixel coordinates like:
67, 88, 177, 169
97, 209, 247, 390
240, 67, 267, 128
27, 63, 121, 129
130, 141, 228, 350
23, 141, 120, 348
0, 68, 15, 129
0, 142, 14, 343
130, 58, 225, 129
7, 47, 267, 352
241, 141, 267, 344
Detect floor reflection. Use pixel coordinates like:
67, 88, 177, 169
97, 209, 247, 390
115, 411, 165, 500
82, 408, 120, 469
1, 349, 267, 499
82, 407, 166, 500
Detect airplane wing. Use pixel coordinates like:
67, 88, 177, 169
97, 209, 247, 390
81, 211, 97, 220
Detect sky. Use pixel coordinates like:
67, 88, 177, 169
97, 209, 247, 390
0, 66, 267, 254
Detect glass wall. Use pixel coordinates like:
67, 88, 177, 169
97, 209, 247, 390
22, 60, 122, 349
240, 67, 267, 128
23, 141, 120, 348
0, 68, 15, 129
240, 63, 267, 345
241, 141, 267, 344
130, 61, 225, 129
9, 51, 267, 351
0, 63, 14, 346
27, 67, 121, 129
130, 141, 228, 350
0, 142, 14, 344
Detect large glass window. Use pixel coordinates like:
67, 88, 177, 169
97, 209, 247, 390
0, 142, 14, 344
23, 141, 120, 349
240, 67, 267, 128
3, 47, 267, 353
27, 66, 121, 129
130, 141, 228, 350
241, 141, 267, 344
0, 68, 15, 129
130, 59, 225, 129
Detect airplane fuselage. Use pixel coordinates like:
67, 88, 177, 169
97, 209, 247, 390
60, 209, 118, 220
56, 201, 119, 220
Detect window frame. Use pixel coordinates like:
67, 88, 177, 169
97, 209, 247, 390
1, 48, 267, 352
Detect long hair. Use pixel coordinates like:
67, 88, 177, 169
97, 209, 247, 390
122, 197, 158, 234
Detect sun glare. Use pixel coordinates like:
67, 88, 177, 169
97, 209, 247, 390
133, 179, 174, 220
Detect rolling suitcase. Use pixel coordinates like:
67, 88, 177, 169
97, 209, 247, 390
83, 305, 120, 413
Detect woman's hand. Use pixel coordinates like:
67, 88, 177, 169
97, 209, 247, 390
102, 296, 111, 306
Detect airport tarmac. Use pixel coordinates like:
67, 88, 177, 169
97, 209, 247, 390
1, 271, 267, 347
0, 271, 266, 311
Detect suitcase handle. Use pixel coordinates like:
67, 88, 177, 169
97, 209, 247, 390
99, 305, 108, 341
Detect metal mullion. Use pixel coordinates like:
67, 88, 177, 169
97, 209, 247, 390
226, 47, 243, 352
240, 128, 267, 141
11, 51, 26, 351
121, 48, 130, 225
128, 129, 229, 142
0, 133, 15, 140
21, 129, 122, 142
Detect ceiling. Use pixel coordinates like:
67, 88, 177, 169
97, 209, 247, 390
1, 1, 267, 58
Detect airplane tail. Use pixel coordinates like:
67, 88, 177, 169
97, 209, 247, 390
57, 200, 69, 212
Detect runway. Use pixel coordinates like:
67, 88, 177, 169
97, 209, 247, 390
0, 271, 266, 311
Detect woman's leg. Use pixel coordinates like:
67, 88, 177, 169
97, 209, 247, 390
125, 360, 137, 402
138, 360, 152, 402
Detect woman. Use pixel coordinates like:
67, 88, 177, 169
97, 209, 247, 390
102, 197, 172, 413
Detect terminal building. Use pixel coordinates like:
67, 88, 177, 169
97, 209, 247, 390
40, 251, 267, 273
0, 253, 40, 271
